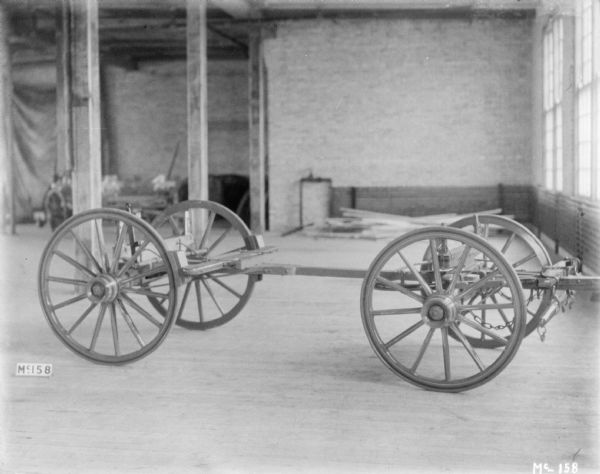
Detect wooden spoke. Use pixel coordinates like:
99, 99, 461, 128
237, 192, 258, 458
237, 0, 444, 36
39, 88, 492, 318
67, 302, 98, 335
109, 303, 120, 356
116, 239, 151, 277
194, 280, 204, 323
51, 292, 88, 311
482, 223, 490, 239
54, 249, 97, 278
110, 222, 129, 273
168, 215, 182, 235
198, 211, 216, 249
47, 275, 89, 286
94, 219, 110, 270
120, 293, 162, 328
446, 245, 471, 294
428, 239, 444, 292
69, 230, 103, 274
207, 225, 232, 255
500, 232, 516, 254
89, 304, 108, 351
490, 294, 513, 332
456, 269, 500, 300
397, 249, 432, 296
410, 327, 435, 373
371, 307, 422, 316
118, 264, 168, 286
121, 287, 169, 299
479, 306, 487, 344
384, 320, 424, 349
176, 281, 193, 322
459, 302, 516, 312
207, 275, 243, 299
441, 327, 451, 381
201, 279, 224, 315
512, 252, 537, 268
450, 323, 486, 371
375, 276, 424, 303
116, 298, 145, 347
459, 317, 508, 345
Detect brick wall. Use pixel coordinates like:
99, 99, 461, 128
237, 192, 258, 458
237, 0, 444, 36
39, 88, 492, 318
264, 16, 534, 231
535, 189, 600, 273
104, 60, 249, 183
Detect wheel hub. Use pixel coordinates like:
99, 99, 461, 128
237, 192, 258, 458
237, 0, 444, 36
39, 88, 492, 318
421, 295, 457, 328
87, 275, 119, 303
428, 304, 445, 321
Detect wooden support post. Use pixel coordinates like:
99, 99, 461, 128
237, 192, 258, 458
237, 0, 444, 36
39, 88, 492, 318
56, 0, 72, 177
187, 0, 209, 235
186, 0, 209, 202
65, 0, 102, 214
248, 30, 266, 233
0, 2, 15, 234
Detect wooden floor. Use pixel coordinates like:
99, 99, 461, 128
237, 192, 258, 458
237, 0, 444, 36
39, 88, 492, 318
1, 224, 598, 473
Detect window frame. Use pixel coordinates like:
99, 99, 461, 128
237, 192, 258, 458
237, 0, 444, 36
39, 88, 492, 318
542, 17, 564, 192
575, 0, 600, 200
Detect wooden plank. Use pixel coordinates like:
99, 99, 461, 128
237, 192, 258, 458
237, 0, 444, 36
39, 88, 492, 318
248, 29, 266, 233
410, 208, 503, 224
68, 0, 102, 214
340, 207, 413, 222
0, 2, 15, 234
340, 207, 503, 226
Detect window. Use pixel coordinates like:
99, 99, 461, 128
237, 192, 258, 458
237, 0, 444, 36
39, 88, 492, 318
543, 18, 563, 191
575, 0, 600, 199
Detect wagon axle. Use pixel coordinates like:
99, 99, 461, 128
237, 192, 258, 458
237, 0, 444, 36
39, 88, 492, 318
37, 201, 600, 392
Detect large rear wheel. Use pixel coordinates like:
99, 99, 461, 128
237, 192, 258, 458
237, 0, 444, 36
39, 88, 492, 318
361, 227, 526, 392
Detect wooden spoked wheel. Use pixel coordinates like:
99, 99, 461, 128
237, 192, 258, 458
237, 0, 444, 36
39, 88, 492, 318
361, 227, 526, 392
38, 209, 178, 364
150, 200, 259, 330
450, 214, 553, 347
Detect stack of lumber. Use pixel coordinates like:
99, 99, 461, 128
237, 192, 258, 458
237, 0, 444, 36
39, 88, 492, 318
302, 207, 503, 240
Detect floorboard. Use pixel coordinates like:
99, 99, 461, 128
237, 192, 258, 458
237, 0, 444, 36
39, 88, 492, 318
1, 224, 598, 473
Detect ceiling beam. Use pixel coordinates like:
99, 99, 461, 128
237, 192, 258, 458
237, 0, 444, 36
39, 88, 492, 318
209, 0, 256, 19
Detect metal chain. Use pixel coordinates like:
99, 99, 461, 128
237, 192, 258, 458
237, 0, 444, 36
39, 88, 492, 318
473, 313, 514, 331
